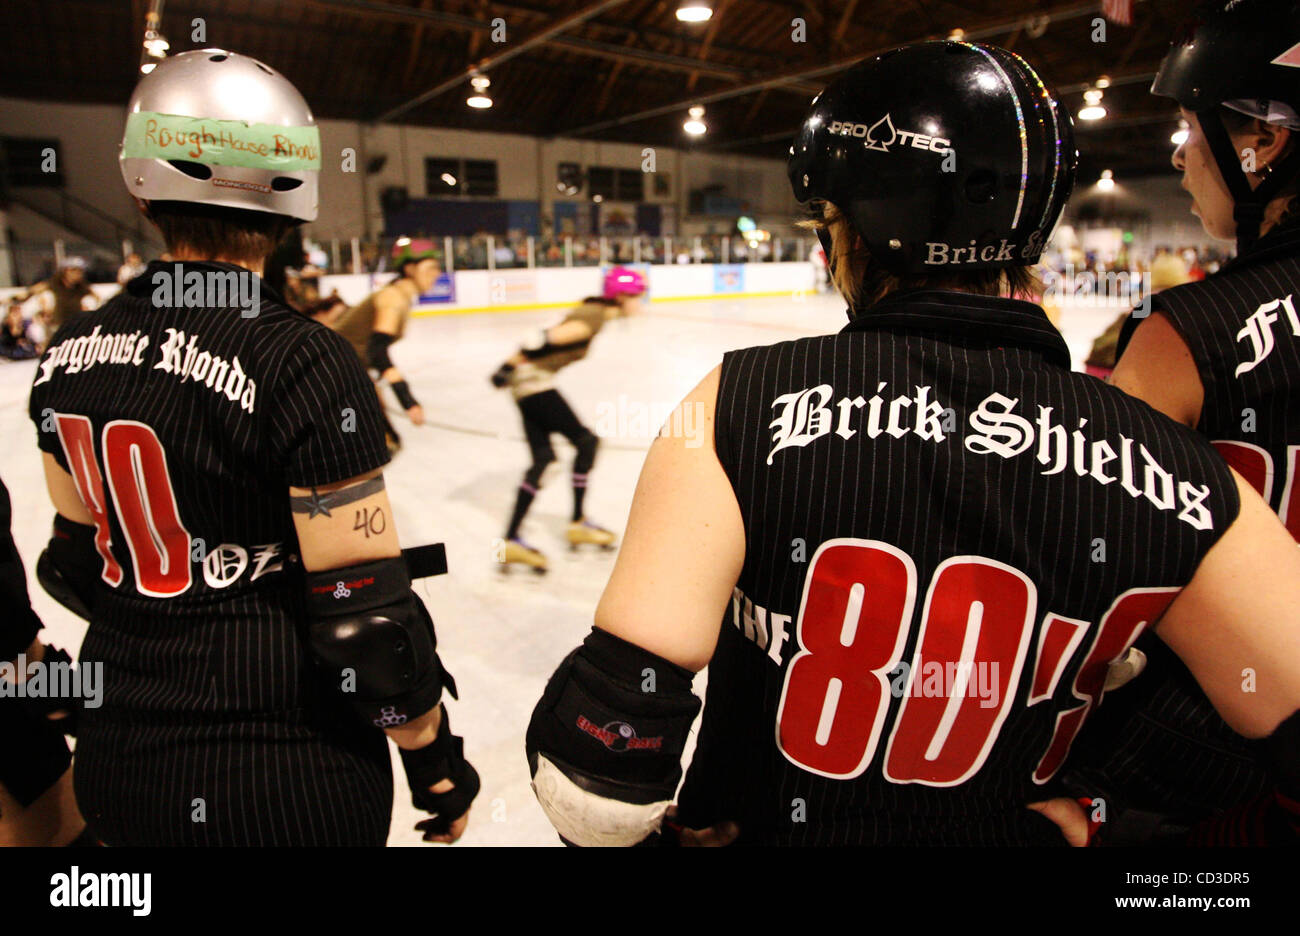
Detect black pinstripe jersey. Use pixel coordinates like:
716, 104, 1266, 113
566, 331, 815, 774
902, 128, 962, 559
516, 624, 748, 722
1120, 217, 1300, 535
1079, 220, 1300, 821
1, 475, 42, 660
24, 260, 394, 845
675, 290, 1241, 845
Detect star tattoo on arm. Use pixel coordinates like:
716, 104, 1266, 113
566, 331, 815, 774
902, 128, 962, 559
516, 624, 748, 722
290, 476, 386, 518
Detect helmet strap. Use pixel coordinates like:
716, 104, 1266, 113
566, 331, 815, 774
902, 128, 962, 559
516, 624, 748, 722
816, 226, 858, 320
815, 227, 835, 272
1199, 107, 1300, 252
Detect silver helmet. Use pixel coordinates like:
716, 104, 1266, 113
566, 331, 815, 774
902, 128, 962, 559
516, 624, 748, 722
119, 49, 319, 222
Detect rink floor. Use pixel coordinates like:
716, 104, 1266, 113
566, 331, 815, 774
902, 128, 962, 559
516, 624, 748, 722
0, 291, 1125, 846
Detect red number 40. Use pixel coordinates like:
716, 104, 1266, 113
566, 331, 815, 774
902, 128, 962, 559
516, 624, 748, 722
54, 413, 193, 598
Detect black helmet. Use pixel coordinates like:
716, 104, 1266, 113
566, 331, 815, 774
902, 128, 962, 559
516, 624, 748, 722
1153, 0, 1300, 250
788, 40, 1077, 277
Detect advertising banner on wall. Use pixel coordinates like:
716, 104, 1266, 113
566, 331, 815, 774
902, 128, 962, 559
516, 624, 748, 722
416, 272, 456, 305
489, 271, 538, 304
713, 264, 745, 293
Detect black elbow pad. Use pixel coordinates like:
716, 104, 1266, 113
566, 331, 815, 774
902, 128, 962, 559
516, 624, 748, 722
304, 557, 456, 728
366, 332, 397, 372
526, 628, 700, 846
37, 514, 101, 621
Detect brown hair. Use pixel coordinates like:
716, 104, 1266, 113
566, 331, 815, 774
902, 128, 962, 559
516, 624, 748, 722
801, 202, 1041, 314
1219, 107, 1300, 228
147, 201, 296, 265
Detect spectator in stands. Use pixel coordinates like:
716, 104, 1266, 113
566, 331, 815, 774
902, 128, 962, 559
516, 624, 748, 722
0, 300, 38, 361
1150, 245, 1193, 291
1086, 246, 1194, 379
294, 264, 323, 307
116, 252, 146, 285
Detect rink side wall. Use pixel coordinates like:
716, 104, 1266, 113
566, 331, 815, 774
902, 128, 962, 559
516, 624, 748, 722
0, 262, 821, 314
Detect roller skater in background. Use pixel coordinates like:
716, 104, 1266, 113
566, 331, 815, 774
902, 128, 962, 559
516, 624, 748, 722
491, 266, 646, 573
333, 237, 438, 453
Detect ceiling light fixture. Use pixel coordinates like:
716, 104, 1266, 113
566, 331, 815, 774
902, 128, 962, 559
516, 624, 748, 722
676, 3, 713, 23
684, 105, 707, 136
467, 74, 493, 109
1078, 87, 1108, 122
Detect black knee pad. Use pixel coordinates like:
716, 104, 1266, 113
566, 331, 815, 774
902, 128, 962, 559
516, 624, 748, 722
573, 432, 599, 475
524, 450, 556, 488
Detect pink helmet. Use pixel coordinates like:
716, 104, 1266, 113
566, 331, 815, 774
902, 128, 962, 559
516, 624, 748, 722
603, 266, 646, 299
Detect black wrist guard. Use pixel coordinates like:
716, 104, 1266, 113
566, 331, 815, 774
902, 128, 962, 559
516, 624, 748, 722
37, 514, 101, 621
390, 379, 419, 411
399, 704, 481, 838
304, 557, 456, 728
490, 362, 515, 388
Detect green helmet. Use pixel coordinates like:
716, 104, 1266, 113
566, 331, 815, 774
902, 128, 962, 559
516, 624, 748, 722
391, 237, 439, 274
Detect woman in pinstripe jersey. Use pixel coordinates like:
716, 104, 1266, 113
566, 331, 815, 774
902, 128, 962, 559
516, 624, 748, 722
24, 51, 475, 846
527, 40, 1300, 848
1070, 0, 1300, 843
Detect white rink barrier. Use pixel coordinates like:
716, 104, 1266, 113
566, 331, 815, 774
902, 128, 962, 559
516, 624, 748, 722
0, 263, 820, 316
320, 261, 821, 316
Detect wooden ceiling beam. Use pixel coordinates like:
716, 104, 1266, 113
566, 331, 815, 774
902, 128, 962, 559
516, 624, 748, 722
403, 0, 435, 86
832, 0, 860, 49
685, 0, 732, 92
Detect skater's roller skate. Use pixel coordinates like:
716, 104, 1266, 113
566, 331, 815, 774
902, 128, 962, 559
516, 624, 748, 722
566, 518, 617, 552
498, 537, 548, 574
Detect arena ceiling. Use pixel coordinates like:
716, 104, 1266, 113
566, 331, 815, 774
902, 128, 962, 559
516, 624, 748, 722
2, 0, 1190, 178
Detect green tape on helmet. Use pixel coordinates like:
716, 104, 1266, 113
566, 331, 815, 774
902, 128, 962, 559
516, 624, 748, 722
122, 111, 322, 172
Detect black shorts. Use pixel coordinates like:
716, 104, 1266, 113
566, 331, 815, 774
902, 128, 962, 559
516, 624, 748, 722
517, 389, 589, 458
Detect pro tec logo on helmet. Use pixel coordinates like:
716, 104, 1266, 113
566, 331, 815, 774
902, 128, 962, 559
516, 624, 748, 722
828, 114, 953, 155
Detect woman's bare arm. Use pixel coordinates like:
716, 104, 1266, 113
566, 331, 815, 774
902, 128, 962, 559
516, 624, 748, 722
1157, 470, 1300, 738
1108, 312, 1205, 428
594, 365, 745, 672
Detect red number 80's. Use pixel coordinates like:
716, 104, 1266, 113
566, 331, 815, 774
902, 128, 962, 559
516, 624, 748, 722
775, 539, 1174, 787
